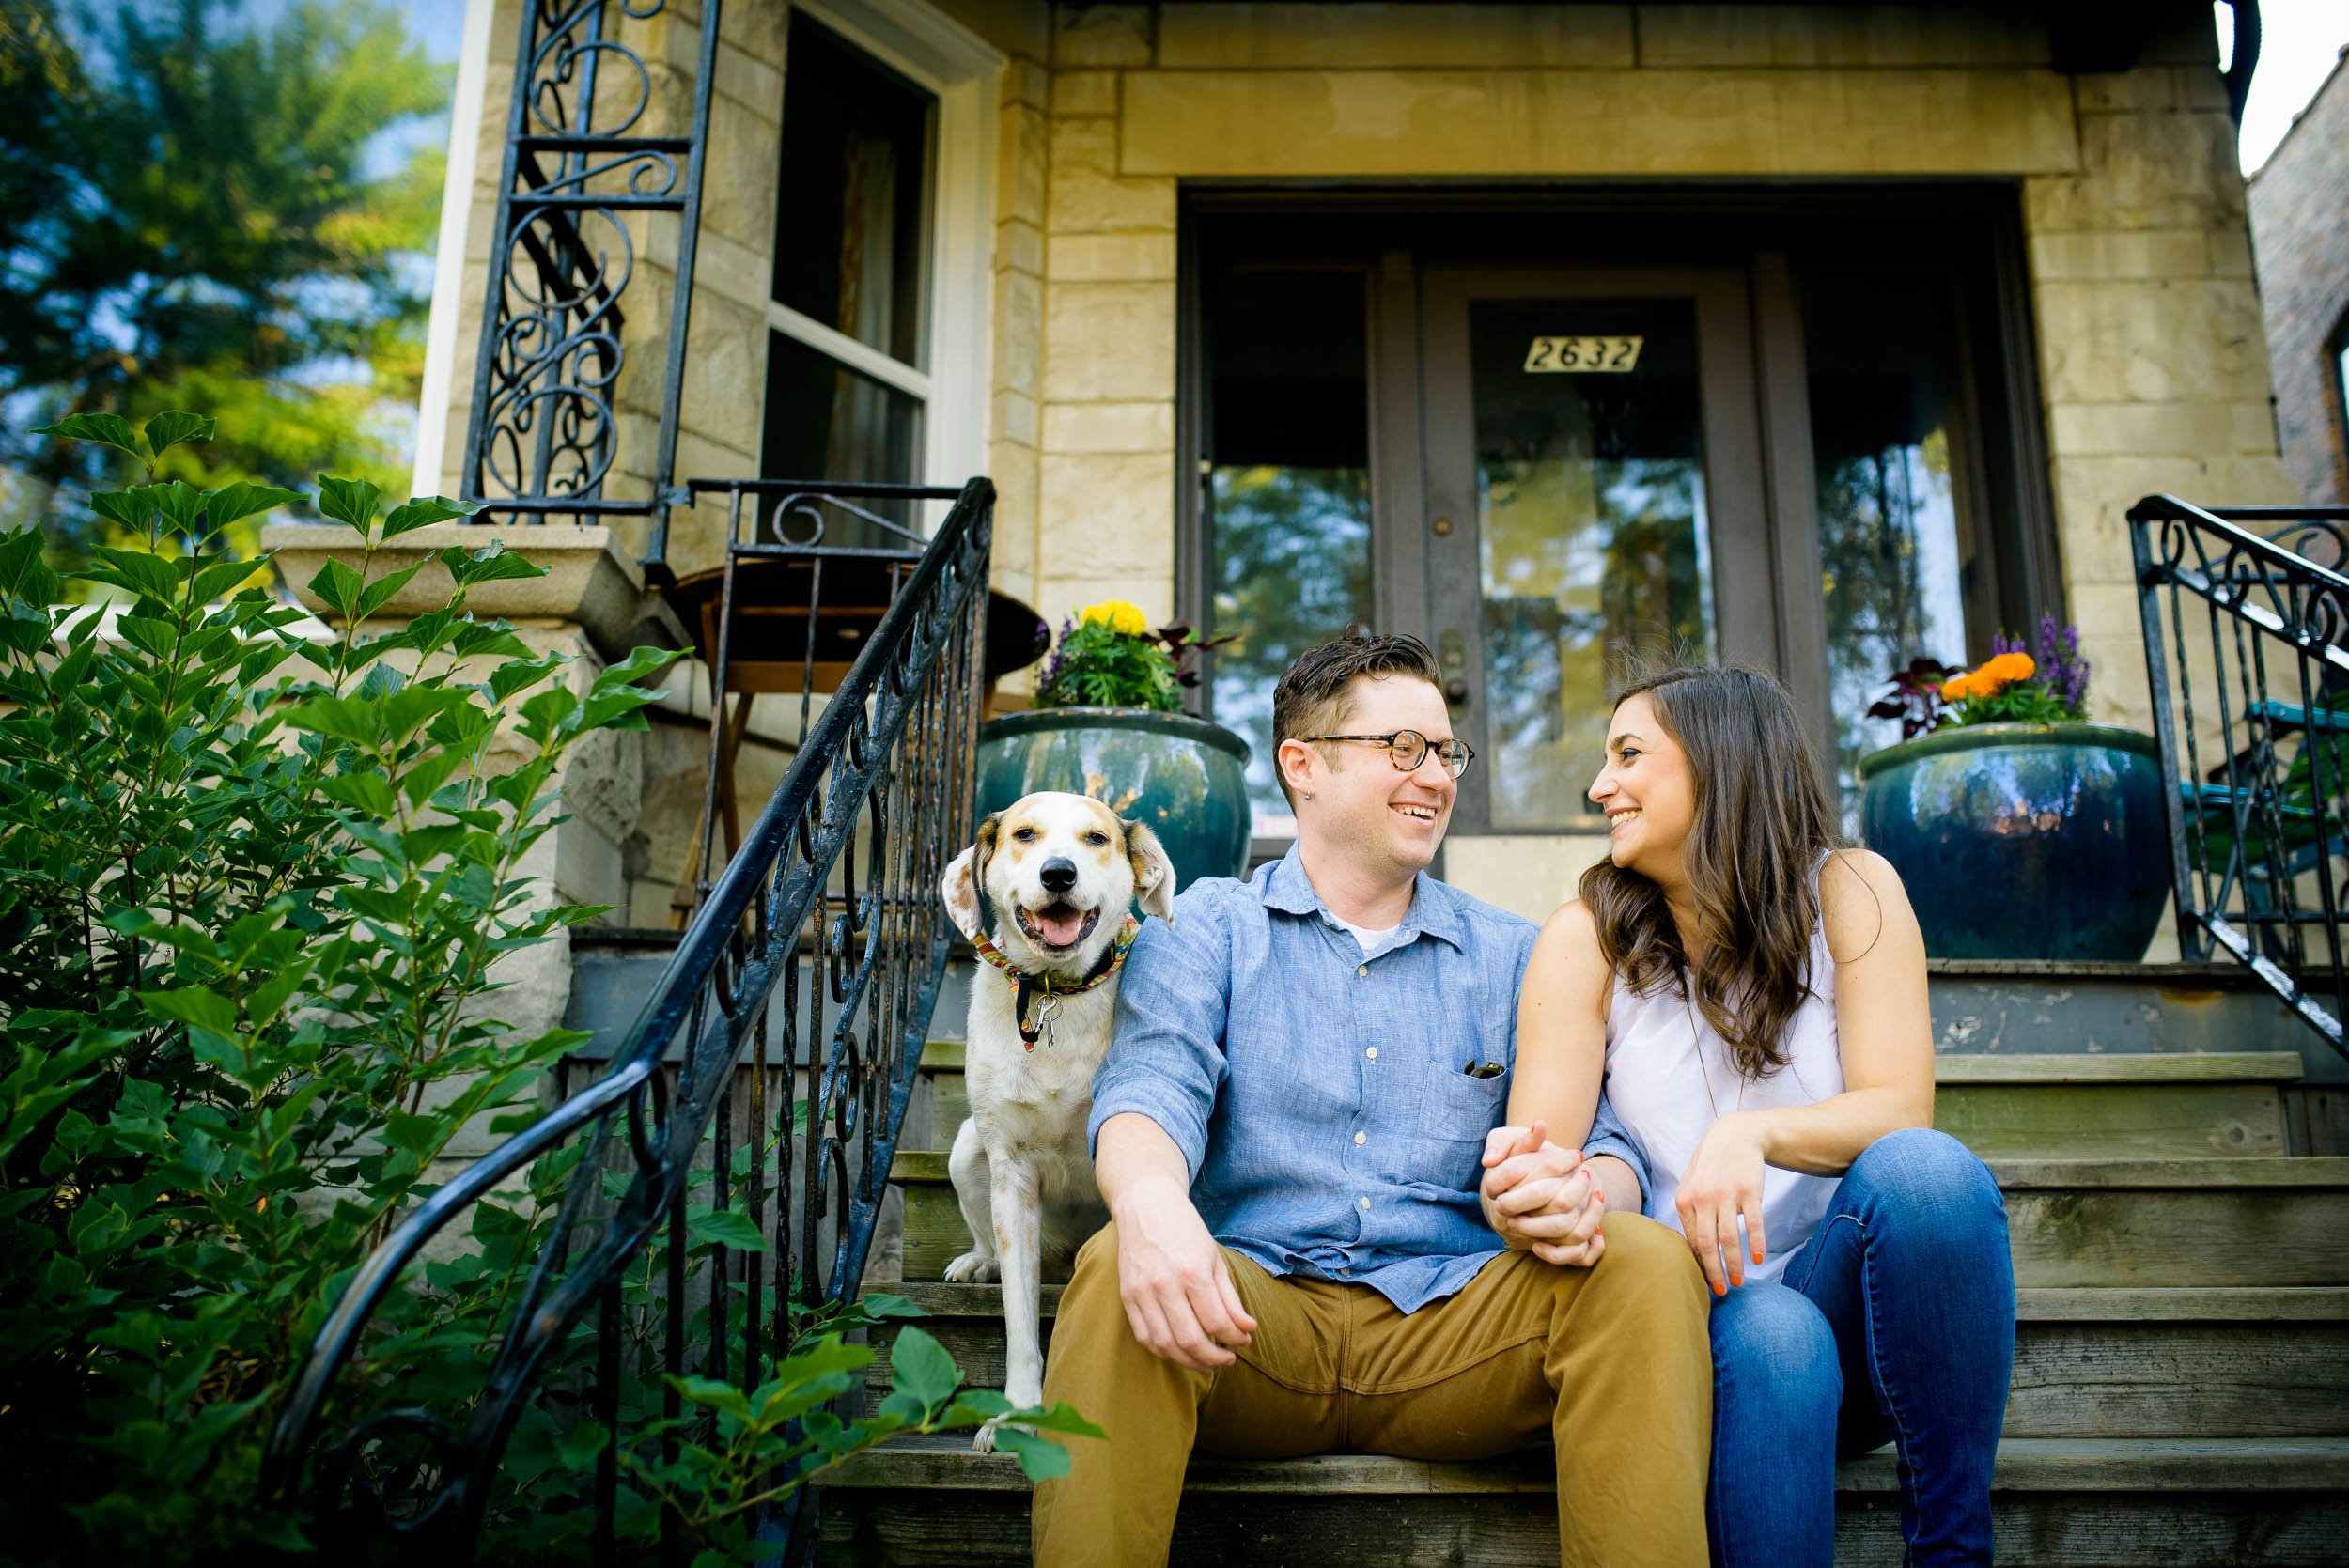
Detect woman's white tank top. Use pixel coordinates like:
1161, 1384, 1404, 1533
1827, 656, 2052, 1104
1603, 918, 1844, 1283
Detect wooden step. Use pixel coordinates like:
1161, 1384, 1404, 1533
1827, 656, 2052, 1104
887, 1153, 2349, 1288
814, 1436, 2349, 1566
861, 1284, 2349, 1441
1935, 1052, 2298, 1159
907, 1052, 2306, 1160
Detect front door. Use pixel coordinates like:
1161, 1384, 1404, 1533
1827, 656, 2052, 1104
1417, 268, 1775, 836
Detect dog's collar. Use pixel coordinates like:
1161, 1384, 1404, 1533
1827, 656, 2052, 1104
972, 914, 1142, 1051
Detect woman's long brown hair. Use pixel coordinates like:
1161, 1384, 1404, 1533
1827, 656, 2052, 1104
1579, 665, 1844, 1081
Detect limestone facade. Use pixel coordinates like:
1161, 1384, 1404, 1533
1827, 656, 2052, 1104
418, 0, 2298, 923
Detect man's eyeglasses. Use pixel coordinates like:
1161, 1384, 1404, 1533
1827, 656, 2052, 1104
1300, 729, 1476, 779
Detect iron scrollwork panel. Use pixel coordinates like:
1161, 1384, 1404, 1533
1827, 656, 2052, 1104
462, 0, 721, 563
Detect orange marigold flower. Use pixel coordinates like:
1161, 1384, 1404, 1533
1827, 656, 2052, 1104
1987, 652, 2036, 684
1940, 674, 1971, 702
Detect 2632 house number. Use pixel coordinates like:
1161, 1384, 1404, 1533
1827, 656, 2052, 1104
1523, 335, 1644, 373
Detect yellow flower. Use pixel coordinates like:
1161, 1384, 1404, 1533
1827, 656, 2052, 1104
1940, 674, 1971, 702
1081, 599, 1149, 637
1986, 651, 2036, 685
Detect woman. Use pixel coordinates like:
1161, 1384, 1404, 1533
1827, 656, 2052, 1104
1510, 665, 2014, 1567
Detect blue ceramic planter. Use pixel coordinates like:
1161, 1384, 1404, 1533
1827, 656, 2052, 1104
1857, 722, 2169, 962
975, 707, 1253, 891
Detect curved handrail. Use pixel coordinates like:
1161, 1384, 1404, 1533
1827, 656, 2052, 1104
265, 476, 994, 1549
2130, 492, 2349, 1052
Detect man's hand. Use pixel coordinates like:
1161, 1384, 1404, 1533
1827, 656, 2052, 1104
1479, 1118, 1606, 1267
1111, 1173, 1259, 1372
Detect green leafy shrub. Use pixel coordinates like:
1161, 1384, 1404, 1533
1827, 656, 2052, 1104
0, 412, 1097, 1561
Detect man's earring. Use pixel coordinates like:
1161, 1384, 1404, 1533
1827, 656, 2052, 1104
1302, 791, 1315, 800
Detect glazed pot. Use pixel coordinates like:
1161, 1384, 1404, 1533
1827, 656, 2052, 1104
1857, 722, 2169, 962
975, 707, 1253, 890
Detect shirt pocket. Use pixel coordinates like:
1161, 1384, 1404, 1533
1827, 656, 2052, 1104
1413, 1064, 1508, 1189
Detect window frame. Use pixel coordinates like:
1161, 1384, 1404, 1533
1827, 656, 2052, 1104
766, 0, 1000, 527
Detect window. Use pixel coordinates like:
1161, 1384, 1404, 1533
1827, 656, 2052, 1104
764, 11, 936, 536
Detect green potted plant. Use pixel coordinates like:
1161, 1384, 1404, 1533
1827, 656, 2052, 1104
976, 599, 1252, 888
1857, 617, 2168, 961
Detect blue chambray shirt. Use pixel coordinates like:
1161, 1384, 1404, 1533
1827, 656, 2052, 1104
1088, 846, 1652, 1313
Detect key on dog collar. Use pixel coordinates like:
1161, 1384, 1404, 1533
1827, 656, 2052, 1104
972, 915, 1143, 1050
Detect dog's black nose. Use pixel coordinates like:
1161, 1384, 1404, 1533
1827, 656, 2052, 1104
1039, 857, 1078, 893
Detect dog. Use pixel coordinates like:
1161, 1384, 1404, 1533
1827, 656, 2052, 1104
939, 791, 1175, 1448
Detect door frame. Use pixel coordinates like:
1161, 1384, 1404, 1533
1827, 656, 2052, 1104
1177, 189, 2061, 853
1416, 264, 1780, 832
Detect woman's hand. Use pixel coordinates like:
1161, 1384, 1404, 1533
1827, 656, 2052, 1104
1481, 1119, 1607, 1267
1675, 1110, 1771, 1294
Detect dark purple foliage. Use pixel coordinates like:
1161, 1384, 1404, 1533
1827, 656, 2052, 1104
1867, 655, 1958, 739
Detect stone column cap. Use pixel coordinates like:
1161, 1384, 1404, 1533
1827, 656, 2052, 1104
263, 522, 687, 661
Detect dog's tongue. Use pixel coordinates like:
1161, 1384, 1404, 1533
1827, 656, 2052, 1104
1034, 908, 1086, 947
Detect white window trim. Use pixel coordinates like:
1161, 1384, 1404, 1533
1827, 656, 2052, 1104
411, 0, 500, 499
778, 0, 1002, 533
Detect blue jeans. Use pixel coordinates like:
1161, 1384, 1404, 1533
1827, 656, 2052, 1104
1705, 1128, 2015, 1568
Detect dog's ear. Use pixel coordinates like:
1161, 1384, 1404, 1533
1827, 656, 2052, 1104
941, 814, 1001, 943
1122, 820, 1177, 924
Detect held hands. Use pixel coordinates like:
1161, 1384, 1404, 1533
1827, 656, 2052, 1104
1479, 1119, 1606, 1268
1112, 1175, 1259, 1372
1675, 1109, 1771, 1295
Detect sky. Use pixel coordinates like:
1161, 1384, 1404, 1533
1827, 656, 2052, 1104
2228, 0, 2349, 174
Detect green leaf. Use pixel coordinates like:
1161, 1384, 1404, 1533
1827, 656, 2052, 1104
143, 411, 216, 457
381, 496, 480, 539
687, 1207, 770, 1253
315, 475, 383, 536
34, 412, 142, 458
1014, 1400, 1109, 1439
990, 1425, 1075, 1482
438, 541, 546, 588
140, 987, 239, 1036
201, 481, 304, 531
355, 561, 428, 620
669, 1374, 754, 1427
556, 1419, 611, 1471
306, 558, 366, 617
887, 1326, 961, 1413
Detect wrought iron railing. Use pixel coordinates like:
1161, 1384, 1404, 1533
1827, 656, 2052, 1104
2132, 494, 2349, 1054
462, 0, 719, 575
264, 477, 994, 1556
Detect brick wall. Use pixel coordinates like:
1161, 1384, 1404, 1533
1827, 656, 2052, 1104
2248, 51, 2349, 505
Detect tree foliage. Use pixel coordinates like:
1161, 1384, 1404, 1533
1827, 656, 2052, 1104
0, 0, 448, 562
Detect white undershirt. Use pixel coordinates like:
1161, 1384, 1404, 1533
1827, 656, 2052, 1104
1330, 915, 1400, 954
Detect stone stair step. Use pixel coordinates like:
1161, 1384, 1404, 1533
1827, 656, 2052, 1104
813, 1436, 2349, 1567
886, 1154, 2349, 1288
861, 1284, 2349, 1441
906, 1051, 2307, 1160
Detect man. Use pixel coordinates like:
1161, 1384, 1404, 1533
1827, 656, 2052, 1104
1034, 635, 1712, 1566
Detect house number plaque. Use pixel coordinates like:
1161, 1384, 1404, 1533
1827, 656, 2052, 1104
1523, 335, 1643, 373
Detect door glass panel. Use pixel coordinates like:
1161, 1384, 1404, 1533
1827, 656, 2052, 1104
1801, 272, 1974, 809
1470, 298, 1715, 831
1206, 272, 1373, 840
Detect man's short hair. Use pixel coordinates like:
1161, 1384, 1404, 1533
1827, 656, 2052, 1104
1270, 634, 1444, 807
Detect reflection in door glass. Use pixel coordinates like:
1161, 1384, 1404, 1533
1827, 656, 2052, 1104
1212, 469, 1372, 836
1471, 299, 1715, 830
1802, 272, 1973, 813
1206, 272, 1373, 839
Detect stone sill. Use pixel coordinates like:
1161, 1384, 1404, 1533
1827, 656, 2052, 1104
261, 522, 687, 661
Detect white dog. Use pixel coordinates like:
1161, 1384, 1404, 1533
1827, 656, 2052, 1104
939, 791, 1175, 1447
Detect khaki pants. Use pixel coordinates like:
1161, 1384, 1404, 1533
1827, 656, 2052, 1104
1033, 1211, 1712, 1568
